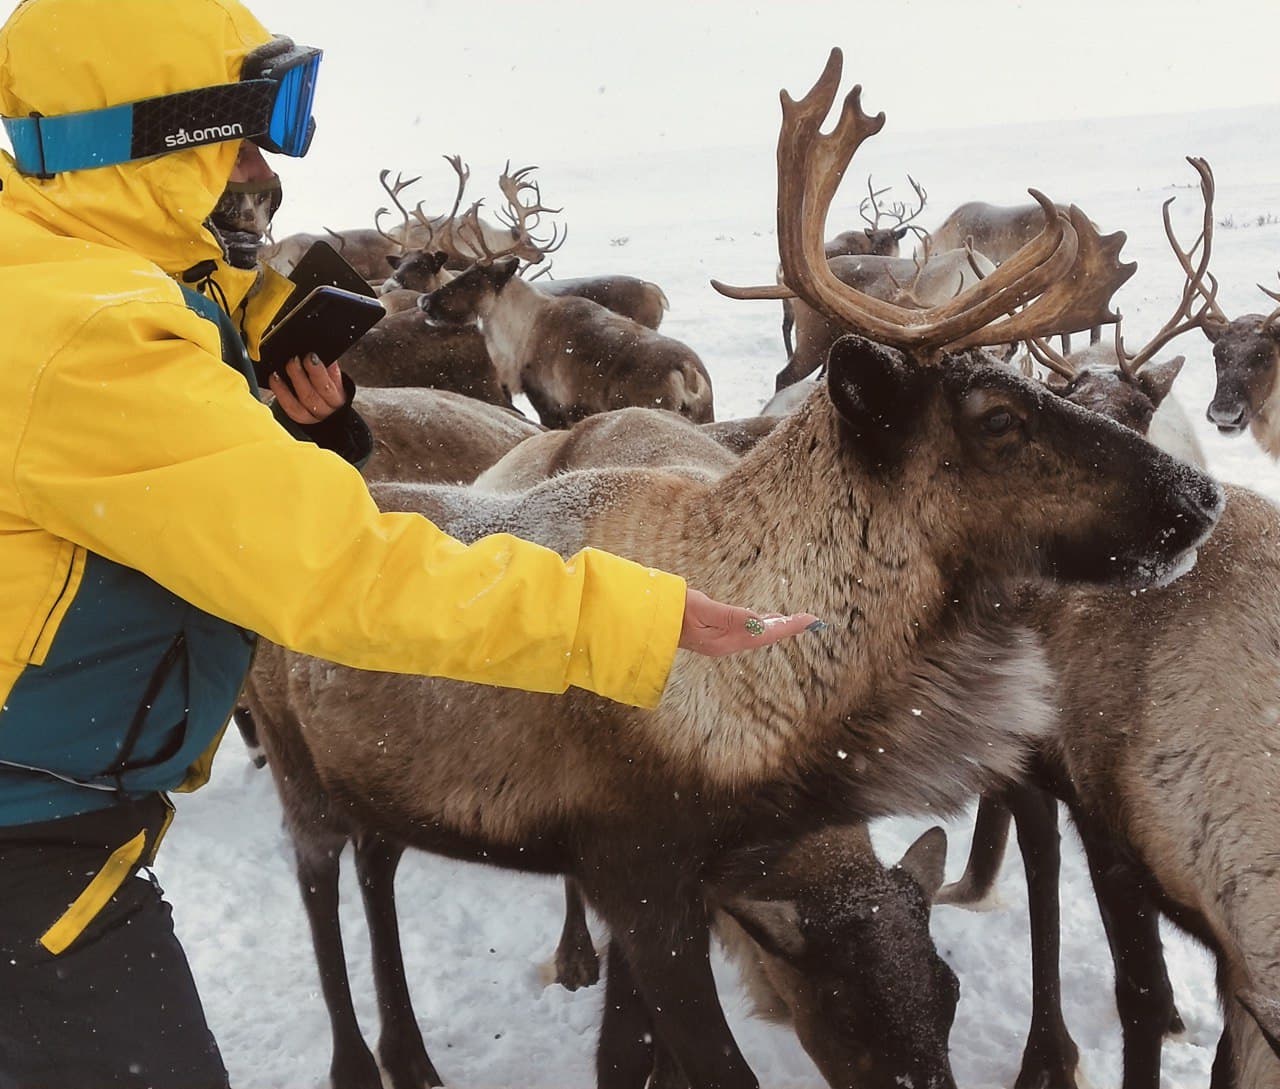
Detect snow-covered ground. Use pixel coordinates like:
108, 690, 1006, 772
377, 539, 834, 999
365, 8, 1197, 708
162, 99, 1280, 1088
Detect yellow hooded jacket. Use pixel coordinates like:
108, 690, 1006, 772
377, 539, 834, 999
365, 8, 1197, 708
0, 0, 686, 842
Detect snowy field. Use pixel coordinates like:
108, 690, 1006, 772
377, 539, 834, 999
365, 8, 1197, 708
160, 87, 1280, 1089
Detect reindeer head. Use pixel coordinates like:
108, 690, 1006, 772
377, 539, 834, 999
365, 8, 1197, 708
380, 249, 451, 296
717, 50, 1221, 590
829, 175, 929, 259
419, 254, 520, 326
1205, 302, 1280, 435
717, 827, 958, 1089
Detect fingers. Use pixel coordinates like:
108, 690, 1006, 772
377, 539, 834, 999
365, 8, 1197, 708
269, 354, 347, 424
268, 370, 319, 424
677, 588, 823, 658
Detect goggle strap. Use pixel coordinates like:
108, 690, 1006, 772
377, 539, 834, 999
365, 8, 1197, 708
3, 80, 276, 176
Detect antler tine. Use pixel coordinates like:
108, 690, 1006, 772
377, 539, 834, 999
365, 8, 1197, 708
1119, 158, 1227, 372
1159, 157, 1229, 328
948, 205, 1134, 351
376, 168, 423, 250
899, 174, 928, 227
441, 154, 472, 225
1258, 273, 1280, 331
495, 163, 564, 261
859, 177, 892, 227
456, 199, 497, 263
1027, 336, 1079, 381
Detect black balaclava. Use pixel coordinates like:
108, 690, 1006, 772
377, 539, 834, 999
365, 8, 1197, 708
208, 175, 283, 269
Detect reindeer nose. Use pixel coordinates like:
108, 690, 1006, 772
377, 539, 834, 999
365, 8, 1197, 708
1206, 400, 1247, 430
1186, 477, 1226, 522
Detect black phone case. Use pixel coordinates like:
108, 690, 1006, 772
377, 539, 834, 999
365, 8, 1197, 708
256, 286, 385, 376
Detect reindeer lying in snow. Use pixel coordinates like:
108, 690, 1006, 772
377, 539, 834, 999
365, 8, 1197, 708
420, 254, 715, 428
241, 53, 1222, 1089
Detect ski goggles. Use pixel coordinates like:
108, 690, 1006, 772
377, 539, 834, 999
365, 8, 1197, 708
2, 36, 321, 178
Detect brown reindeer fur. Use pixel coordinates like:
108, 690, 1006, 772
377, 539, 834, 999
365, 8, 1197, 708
537, 275, 668, 330
1018, 486, 1280, 1088
711, 825, 959, 1089
243, 337, 1221, 1089
421, 257, 714, 428
1205, 314, 1280, 457
336, 309, 508, 404
355, 387, 541, 485
474, 407, 737, 494
929, 201, 1074, 264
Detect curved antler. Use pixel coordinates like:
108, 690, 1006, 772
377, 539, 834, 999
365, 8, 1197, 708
714, 49, 1134, 359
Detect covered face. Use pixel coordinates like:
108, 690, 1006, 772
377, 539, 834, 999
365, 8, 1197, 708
0, 0, 297, 278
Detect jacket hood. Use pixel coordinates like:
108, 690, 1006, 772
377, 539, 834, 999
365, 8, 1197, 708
0, 0, 275, 278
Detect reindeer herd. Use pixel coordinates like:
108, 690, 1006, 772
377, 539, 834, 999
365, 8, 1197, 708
229, 49, 1280, 1089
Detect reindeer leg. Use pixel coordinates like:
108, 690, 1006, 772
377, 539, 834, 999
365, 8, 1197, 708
1074, 819, 1171, 1089
597, 940, 658, 1089
598, 899, 758, 1089
554, 877, 600, 991
1209, 1020, 1236, 1089
295, 839, 384, 1089
353, 834, 443, 1089
1006, 784, 1081, 1089
937, 792, 1012, 908
780, 300, 795, 360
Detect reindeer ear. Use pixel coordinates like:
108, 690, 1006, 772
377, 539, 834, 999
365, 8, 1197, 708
827, 334, 925, 466
721, 898, 806, 959
1203, 319, 1228, 344
893, 227, 909, 241
894, 827, 948, 902
1238, 991, 1280, 1058
1136, 356, 1185, 406
491, 254, 521, 286
385, 254, 402, 270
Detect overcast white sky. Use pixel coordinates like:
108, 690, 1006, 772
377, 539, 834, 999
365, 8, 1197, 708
240, 0, 1277, 160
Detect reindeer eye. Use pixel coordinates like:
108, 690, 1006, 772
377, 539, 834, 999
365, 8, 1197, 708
981, 409, 1015, 436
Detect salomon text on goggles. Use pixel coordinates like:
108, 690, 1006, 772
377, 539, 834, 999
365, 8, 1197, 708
2, 35, 321, 177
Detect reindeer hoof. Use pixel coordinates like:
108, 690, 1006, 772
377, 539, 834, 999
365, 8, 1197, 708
554, 944, 601, 991
935, 878, 1003, 911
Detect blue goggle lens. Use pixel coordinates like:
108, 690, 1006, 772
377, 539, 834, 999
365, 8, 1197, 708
261, 52, 320, 157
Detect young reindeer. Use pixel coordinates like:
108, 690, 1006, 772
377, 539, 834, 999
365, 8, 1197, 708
243, 52, 1222, 1089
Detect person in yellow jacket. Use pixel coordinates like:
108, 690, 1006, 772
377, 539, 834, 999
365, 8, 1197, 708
0, 1, 816, 1085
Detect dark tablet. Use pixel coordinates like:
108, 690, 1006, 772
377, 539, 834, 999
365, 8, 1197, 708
257, 285, 385, 376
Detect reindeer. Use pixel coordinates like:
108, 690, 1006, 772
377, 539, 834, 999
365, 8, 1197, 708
778, 175, 928, 357
240, 54, 1222, 1089
420, 255, 715, 428
356, 387, 541, 485
1194, 275, 1280, 456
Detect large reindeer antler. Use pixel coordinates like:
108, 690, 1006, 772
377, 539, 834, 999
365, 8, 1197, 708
714, 49, 1134, 359
1114, 157, 1224, 377
496, 162, 567, 260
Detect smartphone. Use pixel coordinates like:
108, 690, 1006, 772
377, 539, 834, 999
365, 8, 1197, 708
281, 240, 377, 311
257, 285, 385, 378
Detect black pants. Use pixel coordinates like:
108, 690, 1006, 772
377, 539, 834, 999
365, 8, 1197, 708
0, 798, 228, 1089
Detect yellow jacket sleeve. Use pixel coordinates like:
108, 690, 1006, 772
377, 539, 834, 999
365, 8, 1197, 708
11, 298, 686, 708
